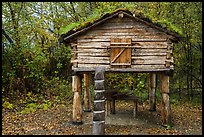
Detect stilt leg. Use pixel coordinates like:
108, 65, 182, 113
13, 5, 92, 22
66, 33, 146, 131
72, 75, 83, 125
84, 73, 91, 112
160, 73, 172, 126
149, 73, 156, 111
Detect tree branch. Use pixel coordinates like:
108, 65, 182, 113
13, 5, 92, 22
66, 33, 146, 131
2, 28, 15, 45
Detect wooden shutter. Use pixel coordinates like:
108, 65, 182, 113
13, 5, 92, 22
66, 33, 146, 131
110, 38, 132, 68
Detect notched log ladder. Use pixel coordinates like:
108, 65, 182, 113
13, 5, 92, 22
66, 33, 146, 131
93, 67, 105, 135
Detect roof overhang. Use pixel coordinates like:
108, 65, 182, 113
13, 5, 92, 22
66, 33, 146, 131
59, 9, 182, 44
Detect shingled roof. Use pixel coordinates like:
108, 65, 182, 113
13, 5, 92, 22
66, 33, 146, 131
59, 9, 182, 44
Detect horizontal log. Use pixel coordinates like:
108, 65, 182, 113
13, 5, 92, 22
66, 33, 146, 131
78, 56, 109, 60
74, 48, 107, 53
79, 34, 167, 39
75, 60, 167, 65
132, 52, 167, 56
76, 52, 167, 57
78, 35, 167, 42
73, 57, 171, 65
77, 38, 167, 43
111, 63, 131, 66
77, 64, 109, 68
76, 44, 168, 50
74, 59, 109, 64
132, 60, 165, 65
73, 66, 174, 72
76, 63, 174, 69
75, 47, 168, 56
83, 27, 166, 37
94, 20, 161, 33
132, 56, 166, 60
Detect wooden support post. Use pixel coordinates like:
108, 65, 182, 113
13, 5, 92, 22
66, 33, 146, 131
83, 73, 91, 112
105, 99, 112, 116
72, 75, 83, 125
92, 67, 105, 135
133, 100, 137, 118
111, 99, 116, 114
149, 73, 156, 111
160, 72, 172, 126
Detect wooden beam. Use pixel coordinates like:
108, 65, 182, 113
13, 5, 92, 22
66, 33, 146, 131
160, 72, 172, 126
72, 75, 83, 124
83, 73, 91, 112
73, 67, 174, 73
149, 73, 156, 111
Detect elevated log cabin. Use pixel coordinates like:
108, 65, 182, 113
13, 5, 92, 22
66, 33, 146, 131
60, 9, 182, 134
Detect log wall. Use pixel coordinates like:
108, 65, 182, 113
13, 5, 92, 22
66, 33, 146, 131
70, 16, 174, 72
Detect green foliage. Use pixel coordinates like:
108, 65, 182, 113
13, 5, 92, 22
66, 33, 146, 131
2, 100, 13, 110
2, 2, 202, 107
59, 22, 80, 35
20, 107, 36, 114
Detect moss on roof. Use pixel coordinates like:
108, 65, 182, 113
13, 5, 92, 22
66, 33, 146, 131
60, 9, 182, 43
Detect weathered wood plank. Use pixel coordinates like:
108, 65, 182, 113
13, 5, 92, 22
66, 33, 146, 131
76, 52, 167, 57
134, 48, 167, 53
79, 33, 167, 39
132, 59, 165, 65
75, 64, 174, 71
77, 52, 109, 57
76, 43, 168, 49
78, 35, 167, 41
81, 28, 166, 36
74, 48, 107, 53
132, 52, 167, 56
74, 54, 168, 65
93, 20, 162, 33
132, 56, 166, 60
77, 38, 167, 42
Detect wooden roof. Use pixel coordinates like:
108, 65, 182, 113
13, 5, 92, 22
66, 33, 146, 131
59, 9, 182, 44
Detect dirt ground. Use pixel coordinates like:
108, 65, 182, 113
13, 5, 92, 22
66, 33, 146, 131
2, 100, 202, 135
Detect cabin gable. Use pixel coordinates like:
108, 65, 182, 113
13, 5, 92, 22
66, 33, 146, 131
70, 13, 174, 72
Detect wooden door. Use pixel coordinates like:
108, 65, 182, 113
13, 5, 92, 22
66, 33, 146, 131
110, 38, 132, 68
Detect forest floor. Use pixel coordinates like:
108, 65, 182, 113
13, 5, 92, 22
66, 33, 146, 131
2, 100, 202, 135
